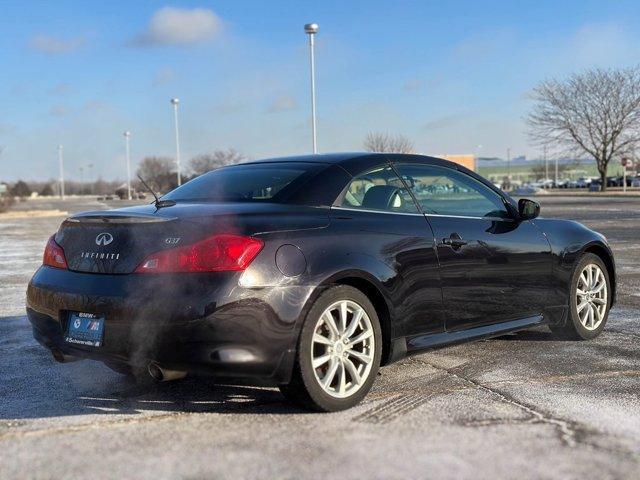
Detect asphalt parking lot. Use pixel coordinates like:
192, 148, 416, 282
1, 196, 639, 479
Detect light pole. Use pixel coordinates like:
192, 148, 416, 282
543, 145, 548, 182
304, 23, 319, 154
124, 131, 132, 200
171, 98, 182, 186
79, 166, 84, 194
87, 163, 94, 194
507, 147, 511, 182
58, 145, 65, 199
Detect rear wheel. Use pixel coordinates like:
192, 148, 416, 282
279, 285, 382, 411
550, 253, 611, 340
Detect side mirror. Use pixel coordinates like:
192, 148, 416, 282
518, 198, 540, 220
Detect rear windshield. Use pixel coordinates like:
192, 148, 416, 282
162, 162, 325, 203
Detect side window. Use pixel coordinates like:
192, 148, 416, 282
394, 164, 510, 219
339, 166, 419, 213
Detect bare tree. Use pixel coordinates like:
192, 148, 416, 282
189, 149, 246, 177
136, 156, 176, 193
363, 132, 415, 153
527, 67, 640, 191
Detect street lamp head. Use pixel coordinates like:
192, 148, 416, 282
123, 131, 130, 137
304, 23, 319, 35
171, 98, 179, 105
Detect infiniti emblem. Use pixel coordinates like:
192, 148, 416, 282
95, 232, 114, 246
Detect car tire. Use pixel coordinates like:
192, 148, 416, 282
550, 253, 611, 340
279, 285, 382, 412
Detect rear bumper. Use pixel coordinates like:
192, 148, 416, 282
26, 266, 315, 385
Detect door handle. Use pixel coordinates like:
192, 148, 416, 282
442, 233, 467, 248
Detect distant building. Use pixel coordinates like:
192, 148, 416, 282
438, 154, 476, 171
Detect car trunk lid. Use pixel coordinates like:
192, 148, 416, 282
55, 203, 329, 274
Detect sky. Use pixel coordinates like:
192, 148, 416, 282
1, 0, 640, 182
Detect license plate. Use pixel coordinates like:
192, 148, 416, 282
65, 312, 105, 347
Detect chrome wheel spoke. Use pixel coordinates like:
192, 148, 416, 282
313, 353, 331, 369
345, 308, 363, 338
323, 312, 340, 339
593, 303, 603, 323
339, 301, 349, 334
347, 349, 372, 364
337, 361, 347, 394
592, 297, 606, 306
322, 359, 339, 388
577, 301, 589, 314
347, 329, 373, 348
313, 333, 333, 347
343, 358, 362, 386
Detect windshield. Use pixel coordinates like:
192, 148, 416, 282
162, 162, 325, 203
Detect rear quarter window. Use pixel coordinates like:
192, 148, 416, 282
163, 162, 326, 203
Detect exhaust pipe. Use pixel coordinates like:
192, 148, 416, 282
52, 349, 79, 363
147, 362, 187, 382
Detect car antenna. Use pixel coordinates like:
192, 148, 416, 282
137, 174, 175, 209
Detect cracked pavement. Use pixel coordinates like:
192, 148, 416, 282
1, 196, 639, 479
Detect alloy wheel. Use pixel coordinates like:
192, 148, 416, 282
576, 263, 608, 331
310, 300, 375, 398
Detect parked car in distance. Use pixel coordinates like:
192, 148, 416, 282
575, 177, 592, 188
26, 153, 616, 411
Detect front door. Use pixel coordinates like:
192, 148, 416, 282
333, 163, 445, 337
394, 162, 552, 331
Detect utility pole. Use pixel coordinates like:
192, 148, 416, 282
124, 131, 132, 200
171, 98, 182, 186
304, 23, 319, 154
58, 145, 65, 199
87, 163, 94, 194
507, 147, 511, 182
544, 146, 548, 183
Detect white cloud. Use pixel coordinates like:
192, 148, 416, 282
84, 101, 108, 112
567, 23, 638, 68
267, 95, 297, 113
29, 35, 85, 54
133, 7, 222, 46
153, 67, 176, 86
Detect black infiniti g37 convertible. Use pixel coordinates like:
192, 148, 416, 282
27, 153, 615, 411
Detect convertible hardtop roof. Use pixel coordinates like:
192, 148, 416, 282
243, 152, 462, 176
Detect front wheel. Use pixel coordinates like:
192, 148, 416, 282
279, 285, 382, 412
550, 253, 611, 340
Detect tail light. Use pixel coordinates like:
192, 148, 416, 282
43, 235, 68, 269
135, 234, 264, 273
